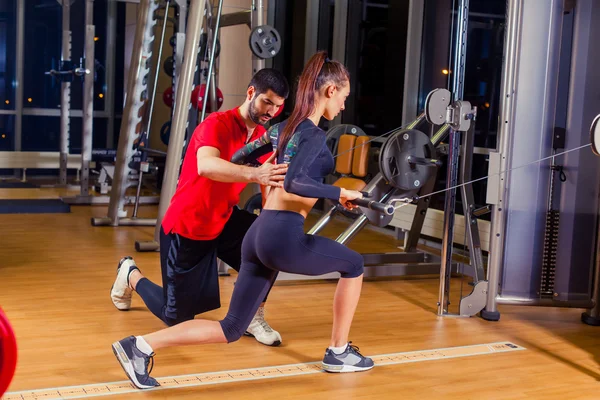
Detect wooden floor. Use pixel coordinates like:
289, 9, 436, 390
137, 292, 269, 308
0, 188, 599, 399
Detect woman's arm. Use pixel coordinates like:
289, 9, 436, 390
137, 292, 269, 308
283, 131, 341, 201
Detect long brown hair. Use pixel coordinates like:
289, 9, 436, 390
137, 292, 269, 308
278, 51, 349, 154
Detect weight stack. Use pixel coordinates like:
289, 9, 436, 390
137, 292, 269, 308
540, 209, 560, 298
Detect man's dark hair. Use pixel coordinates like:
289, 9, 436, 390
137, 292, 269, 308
249, 68, 290, 99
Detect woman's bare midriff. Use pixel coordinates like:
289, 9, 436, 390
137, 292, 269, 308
262, 187, 319, 218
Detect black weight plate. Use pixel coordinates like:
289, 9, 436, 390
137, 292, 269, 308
249, 25, 281, 59
163, 56, 174, 77
244, 193, 263, 215
199, 33, 220, 61
378, 129, 436, 191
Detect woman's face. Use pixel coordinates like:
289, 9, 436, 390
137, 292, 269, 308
323, 81, 350, 120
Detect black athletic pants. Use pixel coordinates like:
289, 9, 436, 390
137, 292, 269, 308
136, 207, 272, 326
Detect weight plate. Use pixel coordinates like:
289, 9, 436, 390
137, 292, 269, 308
244, 193, 263, 215
199, 33, 221, 61
163, 56, 174, 77
378, 129, 436, 191
590, 114, 600, 156
249, 25, 282, 59
425, 88, 451, 125
160, 121, 171, 146
0, 308, 17, 398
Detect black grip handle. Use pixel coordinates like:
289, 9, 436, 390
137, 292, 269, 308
352, 198, 395, 216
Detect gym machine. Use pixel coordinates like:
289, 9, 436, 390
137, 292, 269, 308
131, 0, 281, 250
271, 86, 487, 318
91, 0, 281, 230
276, 0, 487, 317
481, 0, 600, 325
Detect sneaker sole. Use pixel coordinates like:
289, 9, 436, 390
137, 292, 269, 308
243, 331, 282, 347
110, 258, 135, 311
321, 362, 375, 373
111, 342, 158, 390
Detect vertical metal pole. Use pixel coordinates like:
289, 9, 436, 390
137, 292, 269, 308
482, 0, 524, 321
106, 0, 117, 148
331, 0, 348, 126
460, 123, 485, 281
173, 0, 188, 143
401, 0, 425, 124
405, 177, 436, 252
201, 0, 223, 122
251, 0, 265, 75
208, 68, 218, 116
437, 0, 469, 316
451, 0, 469, 102
59, 1, 71, 185
581, 205, 600, 324
15, 0, 24, 155
204, 1, 217, 115
81, 0, 95, 196
438, 129, 460, 315
304, 0, 319, 64
152, 0, 207, 241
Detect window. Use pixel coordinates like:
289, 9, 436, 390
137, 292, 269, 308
0, 0, 17, 110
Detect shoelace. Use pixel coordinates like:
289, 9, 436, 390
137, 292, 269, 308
254, 308, 274, 333
259, 319, 273, 333
145, 355, 155, 375
347, 342, 364, 356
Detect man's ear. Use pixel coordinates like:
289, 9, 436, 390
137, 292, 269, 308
247, 86, 256, 101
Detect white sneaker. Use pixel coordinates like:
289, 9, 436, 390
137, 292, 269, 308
245, 306, 282, 346
110, 257, 138, 311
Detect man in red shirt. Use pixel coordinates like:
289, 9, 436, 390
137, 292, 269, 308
110, 69, 289, 346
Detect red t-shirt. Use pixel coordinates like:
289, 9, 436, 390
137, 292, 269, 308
161, 107, 269, 240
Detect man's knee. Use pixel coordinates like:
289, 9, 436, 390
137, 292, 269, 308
164, 313, 194, 327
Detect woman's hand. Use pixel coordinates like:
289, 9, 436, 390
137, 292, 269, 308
339, 188, 363, 210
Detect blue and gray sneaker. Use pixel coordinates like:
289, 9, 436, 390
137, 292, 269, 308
112, 336, 160, 389
321, 342, 374, 373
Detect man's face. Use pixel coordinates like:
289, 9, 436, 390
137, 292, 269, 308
248, 88, 285, 125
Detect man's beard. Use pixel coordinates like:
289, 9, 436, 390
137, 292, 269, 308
248, 97, 271, 125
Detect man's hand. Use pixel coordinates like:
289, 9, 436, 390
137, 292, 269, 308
339, 188, 363, 210
251, 151, 288, 187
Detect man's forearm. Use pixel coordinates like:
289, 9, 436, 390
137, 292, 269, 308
197, 156, 256, 183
